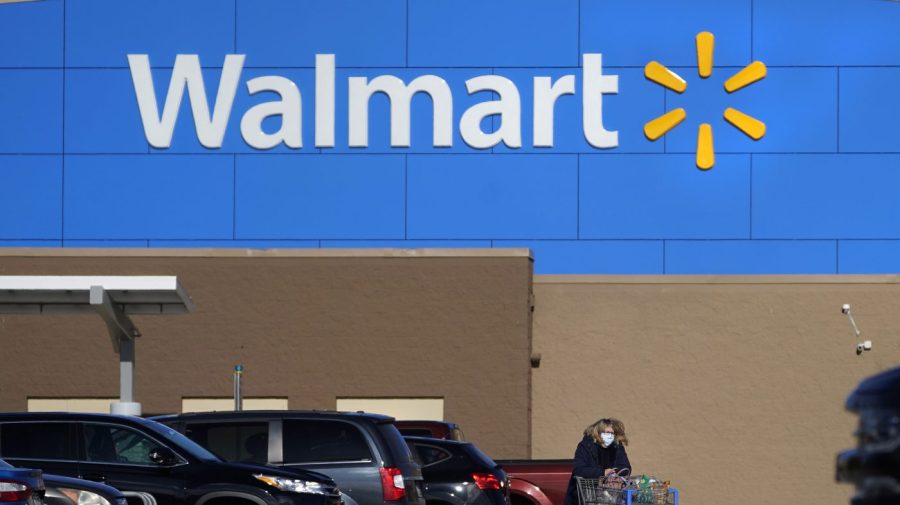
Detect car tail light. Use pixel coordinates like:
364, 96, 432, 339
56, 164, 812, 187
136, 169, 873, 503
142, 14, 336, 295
379, 467, 406, 501
0, 481, 32, 502
472, 473, 502, 490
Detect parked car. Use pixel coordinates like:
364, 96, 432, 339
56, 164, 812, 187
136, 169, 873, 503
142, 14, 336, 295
404, 436, 507, 505
4, 456, 127, 505
43, 474, 127, 505
153, 411, 426, 505
0, 413, 340, 505
395, 422, 464, 442
393, 422, 570, 505
836, 365, 900, 505
0, 459, 43, 505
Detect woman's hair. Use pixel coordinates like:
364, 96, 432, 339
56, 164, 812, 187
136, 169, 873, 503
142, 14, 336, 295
584, 417, 629, 446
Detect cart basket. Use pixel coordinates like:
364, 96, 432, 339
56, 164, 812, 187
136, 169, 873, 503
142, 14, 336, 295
575, 476, 679, 505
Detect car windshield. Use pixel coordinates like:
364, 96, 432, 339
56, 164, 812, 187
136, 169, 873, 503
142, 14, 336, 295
0, 459, 11, 469
139, 420, 220, 462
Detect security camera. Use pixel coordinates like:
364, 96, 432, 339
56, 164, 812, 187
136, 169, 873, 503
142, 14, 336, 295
856, 341, 874, 355
843, 304, 872, 356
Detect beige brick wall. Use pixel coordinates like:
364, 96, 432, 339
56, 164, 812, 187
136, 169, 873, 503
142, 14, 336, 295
0, 249, 534, 459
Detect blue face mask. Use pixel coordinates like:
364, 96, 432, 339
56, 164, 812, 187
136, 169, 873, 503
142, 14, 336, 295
600, 433, 616, 446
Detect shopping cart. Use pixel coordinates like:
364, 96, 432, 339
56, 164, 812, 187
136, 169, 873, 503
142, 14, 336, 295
575, 476, 679, 505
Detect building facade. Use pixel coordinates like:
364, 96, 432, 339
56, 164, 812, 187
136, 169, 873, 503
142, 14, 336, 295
2, 1, 900, 505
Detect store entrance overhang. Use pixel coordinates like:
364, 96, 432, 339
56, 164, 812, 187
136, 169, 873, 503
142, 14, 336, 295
0, 275, 193, 415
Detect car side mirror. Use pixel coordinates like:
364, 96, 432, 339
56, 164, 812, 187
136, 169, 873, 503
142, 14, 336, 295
149, 447, 178, 466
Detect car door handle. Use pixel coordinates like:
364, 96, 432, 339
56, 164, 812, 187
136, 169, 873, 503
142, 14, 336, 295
82, 474, 106, 483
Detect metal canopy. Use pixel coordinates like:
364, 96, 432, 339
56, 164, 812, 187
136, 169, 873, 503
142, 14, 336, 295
0, 275, 193, 315
0, 276, 193, 415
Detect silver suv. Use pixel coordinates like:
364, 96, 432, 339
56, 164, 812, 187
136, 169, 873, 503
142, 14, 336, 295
154, 411, 426, 505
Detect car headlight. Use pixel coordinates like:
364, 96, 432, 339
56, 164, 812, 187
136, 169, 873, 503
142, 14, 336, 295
58, 489, 112, 505
253, 474, 329, 495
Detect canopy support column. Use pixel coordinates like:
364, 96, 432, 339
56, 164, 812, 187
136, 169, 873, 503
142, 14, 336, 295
90, 285, 142, 415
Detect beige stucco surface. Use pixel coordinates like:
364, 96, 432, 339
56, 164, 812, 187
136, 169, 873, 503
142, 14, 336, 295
336, 398, 445, 420
531, 276, 900, 505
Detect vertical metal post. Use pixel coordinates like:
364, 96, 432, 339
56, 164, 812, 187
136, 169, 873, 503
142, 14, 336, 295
120, 337, 135, 403
234, 364, 243, 411
90, 285, 140, 415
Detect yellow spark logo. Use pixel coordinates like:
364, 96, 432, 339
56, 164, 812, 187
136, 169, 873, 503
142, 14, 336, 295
643, 32, 767, 170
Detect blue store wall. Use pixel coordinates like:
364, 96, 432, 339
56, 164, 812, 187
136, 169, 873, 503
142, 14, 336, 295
1, 0, 899, 274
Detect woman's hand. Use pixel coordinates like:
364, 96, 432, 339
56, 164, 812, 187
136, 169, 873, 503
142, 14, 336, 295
604, 468, 616, 476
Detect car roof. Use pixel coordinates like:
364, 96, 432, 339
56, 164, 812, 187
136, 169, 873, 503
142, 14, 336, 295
403, 435, 471, 447
0, 412, 160, 427
153, 410, 396, 423
397, 420, 458, 425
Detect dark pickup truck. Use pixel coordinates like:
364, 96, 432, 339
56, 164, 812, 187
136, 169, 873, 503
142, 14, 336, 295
395, 421, 572, 505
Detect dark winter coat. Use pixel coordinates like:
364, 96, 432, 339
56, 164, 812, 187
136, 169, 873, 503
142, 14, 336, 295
562, 435, 632, 505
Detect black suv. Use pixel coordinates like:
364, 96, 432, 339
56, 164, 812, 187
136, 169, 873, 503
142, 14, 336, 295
836, 366, 900, 505
405, 437, 508, 505
153, 412, 425, 505
0, 413, 341, 505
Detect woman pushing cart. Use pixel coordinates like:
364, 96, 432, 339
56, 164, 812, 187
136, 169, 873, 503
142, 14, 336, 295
563, 418, 678, 505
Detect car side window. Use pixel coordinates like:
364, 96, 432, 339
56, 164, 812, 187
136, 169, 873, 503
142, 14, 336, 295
283, 420, 372, 463
183, 422, 268, 464
0, 422, 77, 460
83, 424, 164, 465
412, 444, 452, 467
